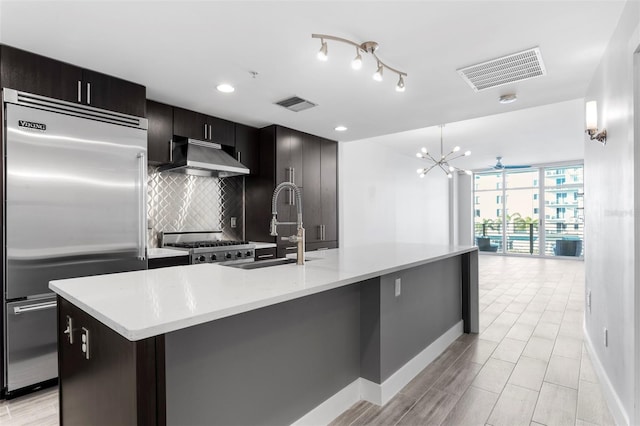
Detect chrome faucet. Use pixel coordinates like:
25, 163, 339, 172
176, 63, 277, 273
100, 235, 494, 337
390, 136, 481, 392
270, 182, 305, 265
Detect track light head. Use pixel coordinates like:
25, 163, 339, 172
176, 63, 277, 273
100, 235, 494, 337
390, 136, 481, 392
351, 49, 363, 70
317, 40, 328, 61
373, 63, 383, 81
396, 75, 405, 92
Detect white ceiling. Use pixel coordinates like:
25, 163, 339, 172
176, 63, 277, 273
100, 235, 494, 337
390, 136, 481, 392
0, 0, 626, 148
374, 98, 585, 171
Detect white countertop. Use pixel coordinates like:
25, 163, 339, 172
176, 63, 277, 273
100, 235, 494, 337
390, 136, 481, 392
50, 244, 476, 341
148, 248, 189, 259
251, 241, 277, 250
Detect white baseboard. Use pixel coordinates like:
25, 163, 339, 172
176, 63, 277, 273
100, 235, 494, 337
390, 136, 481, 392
292, 379, 361, 426
293, 320, 464, 425
360, 320, 464, 406
583, 324, 630, 426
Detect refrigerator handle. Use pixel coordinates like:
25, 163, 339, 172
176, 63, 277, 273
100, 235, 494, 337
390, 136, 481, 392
137, 152, 147, 260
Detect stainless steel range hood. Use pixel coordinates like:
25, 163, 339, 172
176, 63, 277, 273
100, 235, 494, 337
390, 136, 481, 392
158, 138, 249, 177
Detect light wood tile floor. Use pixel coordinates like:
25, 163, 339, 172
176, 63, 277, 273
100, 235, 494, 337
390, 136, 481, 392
331, 256, 616, 426
1, 256, 615, 426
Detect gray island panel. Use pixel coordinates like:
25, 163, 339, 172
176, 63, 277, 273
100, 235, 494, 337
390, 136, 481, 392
165, 285, 361, 426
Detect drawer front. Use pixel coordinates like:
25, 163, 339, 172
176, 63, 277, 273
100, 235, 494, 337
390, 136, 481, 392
255, 247, 277, 261
148, 256, 190, 269
305, 241, 338, 252
5, 296, 58, 391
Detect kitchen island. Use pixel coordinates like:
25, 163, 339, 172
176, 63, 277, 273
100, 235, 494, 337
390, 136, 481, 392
50, 244, 478, 425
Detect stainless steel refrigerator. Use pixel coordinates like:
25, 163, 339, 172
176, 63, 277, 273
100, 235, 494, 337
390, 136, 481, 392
2, 89, 148, 395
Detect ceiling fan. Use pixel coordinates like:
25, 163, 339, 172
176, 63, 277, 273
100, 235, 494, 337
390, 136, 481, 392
489, 156, 531, 171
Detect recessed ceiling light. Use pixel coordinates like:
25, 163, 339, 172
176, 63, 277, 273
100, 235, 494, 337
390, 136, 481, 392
335, 126, 348, 132
216, 84, 235, 93
499, 94, 517, 104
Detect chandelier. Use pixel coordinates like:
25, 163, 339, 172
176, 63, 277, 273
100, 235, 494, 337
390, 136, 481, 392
416, 125, 472, 178
311, 34, 407, 92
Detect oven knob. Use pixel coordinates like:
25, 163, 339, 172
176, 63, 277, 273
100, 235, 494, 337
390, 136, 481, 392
246, 251, 252, 257
197, 255, 206, 263
225, 253, 232, 259
237, 252, 243, 258
210, 254, 217, 261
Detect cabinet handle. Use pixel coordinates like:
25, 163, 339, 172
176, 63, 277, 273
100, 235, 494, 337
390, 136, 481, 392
287, 167, 296, 205
204, 123, 208, 140
317, 225, 322, 240
285, 246, 297, 251
258, 254, 274, 259
169, 139, 173, 162
322, 225, 326, 241
317, 247, 329, 251
77, 81, 82, 102
209, 124, 213, 141
137, 152, 147, 260
86, 83, 91, 105
237, 151, 241, 163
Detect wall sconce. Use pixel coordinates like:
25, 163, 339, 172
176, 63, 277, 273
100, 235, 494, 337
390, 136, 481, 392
585, 100, 607, 144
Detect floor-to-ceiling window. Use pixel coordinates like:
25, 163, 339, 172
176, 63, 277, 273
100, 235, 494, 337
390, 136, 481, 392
473, 163, 583, 258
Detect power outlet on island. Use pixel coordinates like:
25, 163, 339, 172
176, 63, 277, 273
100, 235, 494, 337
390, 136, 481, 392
231, 217, 237, 228
394, 278, 401, 297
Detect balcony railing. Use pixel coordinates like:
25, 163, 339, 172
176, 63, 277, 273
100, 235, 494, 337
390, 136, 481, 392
474, 222, 584, 257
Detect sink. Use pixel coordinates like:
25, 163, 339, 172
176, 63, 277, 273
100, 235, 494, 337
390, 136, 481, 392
223, 257, 312, 270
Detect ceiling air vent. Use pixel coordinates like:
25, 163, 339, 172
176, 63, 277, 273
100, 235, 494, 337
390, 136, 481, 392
457, 47, 546, 92
275, 96, 317, 112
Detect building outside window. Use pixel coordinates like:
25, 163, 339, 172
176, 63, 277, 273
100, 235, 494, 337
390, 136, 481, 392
473, 163, 583, 257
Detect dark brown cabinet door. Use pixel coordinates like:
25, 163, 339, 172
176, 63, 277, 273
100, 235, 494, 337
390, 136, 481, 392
320, 139, 338, 242
173, 107, 207, 140
208, 116, 235, 147
254, 247, 277, 261
147, 100, 174, 164
235, 123, 259, 174
82, 69, 146, 117
0, 45, 82, 103
303, 134, 322, 244
275, 126, 304, 241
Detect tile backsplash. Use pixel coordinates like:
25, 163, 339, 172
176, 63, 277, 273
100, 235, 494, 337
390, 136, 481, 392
147, 166, 244, 248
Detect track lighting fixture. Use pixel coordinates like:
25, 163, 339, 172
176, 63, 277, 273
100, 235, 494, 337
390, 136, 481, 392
416, 125, 472, 179
312, 33, 407, 91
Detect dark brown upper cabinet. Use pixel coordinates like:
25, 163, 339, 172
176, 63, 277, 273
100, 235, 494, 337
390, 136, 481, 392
147, 100, 174, 165
1, 45, 82, 104
234, 123, 259, 174
81, 70, 146, 117
208, 116, 234, 147
0, 45, 145, 117
173, 107, 234, 147
173, 107, 208, 141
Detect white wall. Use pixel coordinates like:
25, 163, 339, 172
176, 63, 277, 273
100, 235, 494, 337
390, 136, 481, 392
584, 2, 640, 424
339, 139, 450, 248
456, 174, 474, 246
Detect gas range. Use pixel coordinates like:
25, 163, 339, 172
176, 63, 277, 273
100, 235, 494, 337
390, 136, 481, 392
160, 231, 255, 265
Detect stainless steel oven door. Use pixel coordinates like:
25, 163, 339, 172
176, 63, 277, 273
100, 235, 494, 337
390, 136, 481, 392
5, 296, 58, 392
